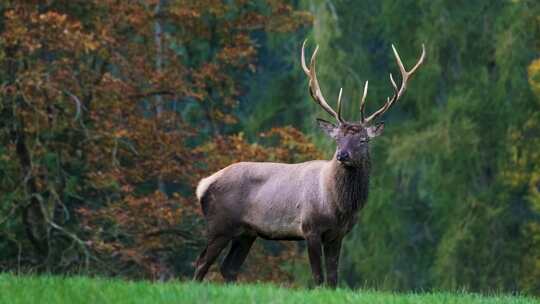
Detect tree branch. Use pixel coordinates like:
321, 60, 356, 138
128, 90, 177, 100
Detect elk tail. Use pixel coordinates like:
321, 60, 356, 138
195, 169, 225, 215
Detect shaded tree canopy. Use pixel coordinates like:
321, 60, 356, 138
306, 0, 540, 295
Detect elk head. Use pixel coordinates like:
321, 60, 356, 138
301, 40, 425, 167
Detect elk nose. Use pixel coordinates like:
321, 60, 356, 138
337, 151, 350, 162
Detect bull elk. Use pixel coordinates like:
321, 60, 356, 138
193, 40, 425, 287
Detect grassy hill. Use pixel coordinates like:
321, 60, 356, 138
0, 274, 537, 304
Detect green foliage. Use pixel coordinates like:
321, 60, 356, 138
305, 0, 540, 295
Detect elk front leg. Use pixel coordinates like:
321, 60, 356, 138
323, 238, 342, 288
306, 234, 324, 286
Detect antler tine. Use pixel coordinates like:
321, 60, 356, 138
301, 39, 344, 123
301, 39, 310, 76
337, 87, 343, 122
389, 73, 398, 92
363, 44, 426, 124
407, 44, 426, 75
359, 80, 369, 122
391, 43, 426, 101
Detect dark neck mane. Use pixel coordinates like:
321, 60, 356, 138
330, 155, 370, 214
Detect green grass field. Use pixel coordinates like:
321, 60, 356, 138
0, 274, 537, 304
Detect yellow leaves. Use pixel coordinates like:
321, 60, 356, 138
266, 6, 312, 33
501, 112, 540, 220
170, 7, 201, 19
217, 33, 257, 66
3, 9, 34, 52
262, 127, 323, 162
528, 58, 540, 103
114, 129, 129, 138
88, 170, 119, 190
212, 109, 237, 125
82, 39, 99, 52
35, 11, 69, 26
0, 153, 12, 163
3, 7, 100, 56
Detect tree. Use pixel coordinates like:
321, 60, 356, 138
305, 0, 540, 294
0, 0, 313, 281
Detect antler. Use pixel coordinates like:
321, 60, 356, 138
301, 40, 344, 124
301, 40, 425, 125
359, 80, 369, 122
362, 44, 426, 124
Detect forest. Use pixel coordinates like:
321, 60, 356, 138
0, 0, 539, 296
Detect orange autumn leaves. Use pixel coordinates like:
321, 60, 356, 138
1, 1, 312, 282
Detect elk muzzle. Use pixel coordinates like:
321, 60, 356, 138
336, 151, 350, 162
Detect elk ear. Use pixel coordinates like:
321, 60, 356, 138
316, 118, 338, 138
367, 122, 384, 138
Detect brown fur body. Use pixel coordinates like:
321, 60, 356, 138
193, 149, 370, 287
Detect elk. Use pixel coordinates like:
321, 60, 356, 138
193, 40, 425, 287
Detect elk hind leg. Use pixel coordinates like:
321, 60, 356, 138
194, 246, 207, 269
220, 235, 256, 282
193, 236, 230, 281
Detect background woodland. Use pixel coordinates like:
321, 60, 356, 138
1, 0, 540, 296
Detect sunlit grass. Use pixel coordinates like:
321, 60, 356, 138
0, 273, 537, 304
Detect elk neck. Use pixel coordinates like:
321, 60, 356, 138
326, 151, 370, 215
